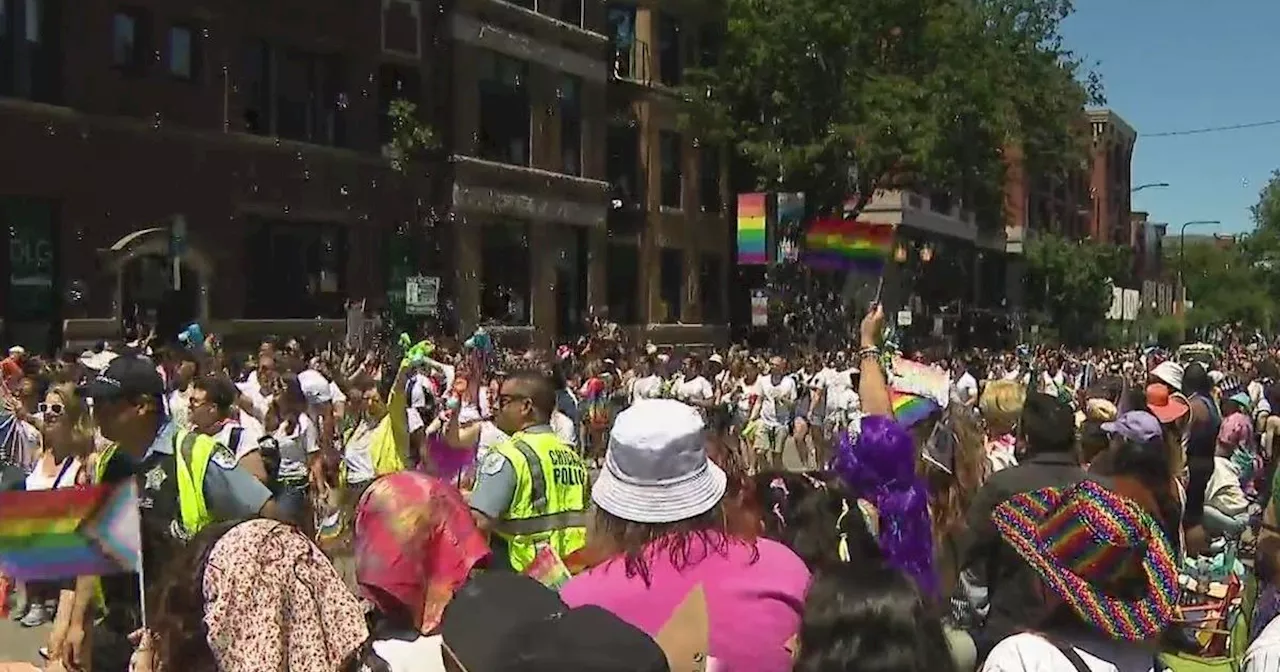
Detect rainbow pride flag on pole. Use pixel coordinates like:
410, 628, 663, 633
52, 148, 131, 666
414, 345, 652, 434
0, 481, 141, 581
736, 193, 767, 265
803, 218, 895, 273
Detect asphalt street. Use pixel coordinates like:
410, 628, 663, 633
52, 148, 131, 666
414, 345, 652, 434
0, 613, 50, 665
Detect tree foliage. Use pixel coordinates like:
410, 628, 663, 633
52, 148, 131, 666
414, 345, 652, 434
384, 99, 438, 174
682, 0, 1102, 217
1170, 239, 1274, 332
1170, 170, 1280, 333
1024, 233, 1120, 344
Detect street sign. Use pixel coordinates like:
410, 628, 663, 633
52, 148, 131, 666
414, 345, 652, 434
405, 275, 439, 316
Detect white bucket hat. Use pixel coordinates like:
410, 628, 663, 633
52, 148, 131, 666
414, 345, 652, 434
593, 399, 726, 524
1150, 361, 1184, 392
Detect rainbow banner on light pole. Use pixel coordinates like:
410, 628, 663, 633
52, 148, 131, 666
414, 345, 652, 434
736, 193, 767, 265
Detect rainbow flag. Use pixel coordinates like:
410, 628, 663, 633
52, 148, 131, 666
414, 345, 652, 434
804, 218, 895, 272
737, 193, 767, 265
890, 391, 940, 429
0, 481, 141, 581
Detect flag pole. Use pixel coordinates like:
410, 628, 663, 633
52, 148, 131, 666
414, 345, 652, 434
137, 557, 148, 631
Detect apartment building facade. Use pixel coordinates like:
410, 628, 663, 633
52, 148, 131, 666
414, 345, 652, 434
0, 0, 444, 350
444, 0, 614, 343
605, 0, 730, 344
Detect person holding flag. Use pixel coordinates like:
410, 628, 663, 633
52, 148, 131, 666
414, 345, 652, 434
47, 355, 280, 672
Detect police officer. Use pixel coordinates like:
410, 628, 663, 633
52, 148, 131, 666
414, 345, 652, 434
469, 370, 588, 572
49, 355, 279, 671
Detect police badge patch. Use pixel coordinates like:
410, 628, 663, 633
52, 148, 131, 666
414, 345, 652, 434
144, 465, 167, 491
210, 444, 238, 470
480, 451, 506, 476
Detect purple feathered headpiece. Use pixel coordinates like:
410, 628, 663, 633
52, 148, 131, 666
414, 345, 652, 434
832, 414, 938, 597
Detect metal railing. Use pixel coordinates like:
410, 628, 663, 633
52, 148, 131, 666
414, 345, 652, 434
611, 38, 651, 85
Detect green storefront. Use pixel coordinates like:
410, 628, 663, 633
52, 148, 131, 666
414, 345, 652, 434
2, 198, 58, 353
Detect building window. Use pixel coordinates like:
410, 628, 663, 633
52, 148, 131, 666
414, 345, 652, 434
244, 219, 348, 319
929, 191, 953, 215
699, 147, 720, 212
659, 130, 682, 209
377, 63, 420, 146
477, 50, 530, 166
243, 43, 347, 147
607, 123, 640, 207
607, 4, 638, 80
0, 0, 62, 102
606, 242, 639, 324
697, 24, 720, 68
699, 254, 723, 323
659, 247, 684, 322
166, 24, 195, 79
240, 40, 272, 134
559, 0, 583, 27
560, 75, 581, 176
657, 12, 681, 86
112, 10, 147, 71
480, 223, 531, 325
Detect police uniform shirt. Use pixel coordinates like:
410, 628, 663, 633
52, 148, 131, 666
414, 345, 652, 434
98, 419, 274, 638
141, 420, 273, 520
470, 424, 583, 520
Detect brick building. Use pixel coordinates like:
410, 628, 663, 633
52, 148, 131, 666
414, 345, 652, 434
0, 0, 725, 351
604, 0, 729, 344
443, 0, 614, 343
0, 0, 439, 351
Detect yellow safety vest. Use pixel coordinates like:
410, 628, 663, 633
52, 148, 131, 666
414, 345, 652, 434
173, 429, 217, 536
89, 430, 216, 616
491, 428, 588, 573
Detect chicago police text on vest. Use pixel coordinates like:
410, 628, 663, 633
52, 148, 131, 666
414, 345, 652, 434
548, 450, 587, 486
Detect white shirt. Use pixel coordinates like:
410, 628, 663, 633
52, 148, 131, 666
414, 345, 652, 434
755, 374, 797, 428
213, 419, 268, 463
953, 372, 979, 405
1246, 608, 1280, 672
273, 413, 319, 480
342, 417, 379, 485
631, 374, 663, 403
981, 632, 1156, 672
675, 375, 714, 404
372, 633, 448, 672
551, 411, 577, 447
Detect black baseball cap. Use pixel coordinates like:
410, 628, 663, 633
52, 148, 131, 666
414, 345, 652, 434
83, 355, 165, 402
440, 573, 567, 671
493, 605, 671, 672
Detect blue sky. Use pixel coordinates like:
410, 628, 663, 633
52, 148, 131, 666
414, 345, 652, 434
1062, 0, 1280, 234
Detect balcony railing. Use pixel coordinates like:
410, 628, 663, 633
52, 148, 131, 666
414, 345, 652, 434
611, 38, 651, 85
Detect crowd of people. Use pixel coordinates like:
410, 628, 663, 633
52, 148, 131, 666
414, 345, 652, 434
0, 311, 1279, 671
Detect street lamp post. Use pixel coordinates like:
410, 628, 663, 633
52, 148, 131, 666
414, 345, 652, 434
1178, 219, 1221, 314
1132, 182, 1170, 193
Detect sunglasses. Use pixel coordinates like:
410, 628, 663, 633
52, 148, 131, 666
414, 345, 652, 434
38, 402, 64, 416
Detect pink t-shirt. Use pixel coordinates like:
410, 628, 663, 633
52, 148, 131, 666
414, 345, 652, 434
560, 536, 809, 672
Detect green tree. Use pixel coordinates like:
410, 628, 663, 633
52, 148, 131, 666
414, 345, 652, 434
383, 99, 438, 174
682, 0, 1101, 217
1169, 239, 1275, 333
1024, 233, 1117, 345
